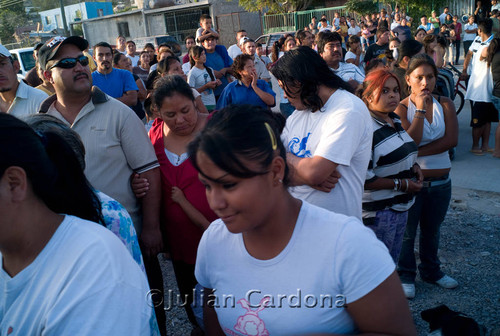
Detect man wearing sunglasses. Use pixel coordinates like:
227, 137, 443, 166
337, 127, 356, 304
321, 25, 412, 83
37, 37, 165, 331
0, 44, 48, 117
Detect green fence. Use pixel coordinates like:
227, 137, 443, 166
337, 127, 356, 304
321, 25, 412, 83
262, 6, 349, 34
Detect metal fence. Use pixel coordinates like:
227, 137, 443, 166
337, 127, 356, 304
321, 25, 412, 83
262, 6, 348, 34
164, 6, 209, 43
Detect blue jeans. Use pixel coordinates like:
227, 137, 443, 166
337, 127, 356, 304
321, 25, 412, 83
397, 179, 452, 284
490, 95, 500, 117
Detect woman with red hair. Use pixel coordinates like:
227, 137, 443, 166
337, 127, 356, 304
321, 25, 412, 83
359, 69, 423, 263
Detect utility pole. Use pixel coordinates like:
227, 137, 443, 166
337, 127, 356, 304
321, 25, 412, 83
59, 0, 69, 36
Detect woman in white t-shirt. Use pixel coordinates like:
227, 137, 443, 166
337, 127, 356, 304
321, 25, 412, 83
187, 46, 221, 112
0, 114, 157, 335
345, 35, 365, 72
188, 105, 416, 335
395, 54, 459, 299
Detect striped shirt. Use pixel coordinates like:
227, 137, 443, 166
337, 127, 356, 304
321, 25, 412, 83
362, 112, 418, 218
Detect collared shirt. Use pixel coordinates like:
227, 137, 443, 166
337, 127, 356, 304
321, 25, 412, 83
6, 80, 48, 117
216, 79, 276, 110
39, 87, 159, 232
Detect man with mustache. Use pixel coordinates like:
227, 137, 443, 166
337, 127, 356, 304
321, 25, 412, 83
317, 32, 364, 89
91, 41, 138, 107
37, 36, 166, 334
0, 43, 48, 117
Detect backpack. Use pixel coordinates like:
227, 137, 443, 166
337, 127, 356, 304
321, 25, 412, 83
434, 68, 455, 100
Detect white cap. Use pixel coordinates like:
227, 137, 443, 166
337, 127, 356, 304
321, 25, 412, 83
239, 37, 249, 46
0, 44, 12, 58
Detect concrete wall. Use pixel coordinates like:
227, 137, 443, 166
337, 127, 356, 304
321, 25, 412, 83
211, 0, 262, 47
85, 2, 114, 18
82, 11, 147, 46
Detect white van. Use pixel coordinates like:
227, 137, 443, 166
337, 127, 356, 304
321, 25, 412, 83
9, 47, 35, 80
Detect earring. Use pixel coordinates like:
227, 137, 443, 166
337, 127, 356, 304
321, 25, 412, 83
279, 179, 283, 183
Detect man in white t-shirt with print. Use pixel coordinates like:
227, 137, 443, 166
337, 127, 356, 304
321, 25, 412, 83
271, 46, 372, 219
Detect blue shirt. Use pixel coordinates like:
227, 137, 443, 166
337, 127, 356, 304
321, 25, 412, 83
216, 80, 276, 110
92, 68, 138, 99
204, 45, 233, 96
418, 23, 434, 32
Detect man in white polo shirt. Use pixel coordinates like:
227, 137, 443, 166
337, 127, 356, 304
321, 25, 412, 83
37, 35, 167, 334
0, 44, 48, 117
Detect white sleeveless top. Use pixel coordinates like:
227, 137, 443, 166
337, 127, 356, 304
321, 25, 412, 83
407, 98, 451, 170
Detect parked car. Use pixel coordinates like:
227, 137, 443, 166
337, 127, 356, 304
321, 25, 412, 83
255, 31, 295, 56
9, 47, 35, 80
133, 35, 182, 57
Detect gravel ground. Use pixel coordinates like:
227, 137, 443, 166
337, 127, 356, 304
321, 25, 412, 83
159, 187, 500, 336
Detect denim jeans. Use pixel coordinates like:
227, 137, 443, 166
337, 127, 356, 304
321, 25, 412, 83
490, 95, 500, 116
397, 179, 452, 283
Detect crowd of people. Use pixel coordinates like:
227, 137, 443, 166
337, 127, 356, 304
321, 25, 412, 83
0, 3, 498, 335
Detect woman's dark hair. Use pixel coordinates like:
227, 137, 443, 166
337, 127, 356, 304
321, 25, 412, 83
436, 35, 449, 48
144, 42, 155, 51
406, 53, 438, 78
365, 58, 387, 74
156, 56, 181, 75
113, 52, 126, 67
397, 39, 423, 65
232, 54, 253, 81
271, 46, 353, 112
347, 34, 360, 49
153, 75, 194, 108
189, 45, 205, 67
0, 113, 103, 224
271, 36, 286, 63
486, 37, 500, 67
423, 34, 438, 54
414, 28, 427, 38
188, 105, 289, 185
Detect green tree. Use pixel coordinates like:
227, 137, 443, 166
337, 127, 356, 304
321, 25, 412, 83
345, 0, 378, 16
238, 0, 312, 13
0, 1, 28, 44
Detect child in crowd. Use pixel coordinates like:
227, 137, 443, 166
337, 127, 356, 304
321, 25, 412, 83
196, 14, 219, 45
182, 35, 196, 65
187, 46, 220, 112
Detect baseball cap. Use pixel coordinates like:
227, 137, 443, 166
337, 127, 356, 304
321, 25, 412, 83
0, 44, 12, 58
38, 36, 89, 70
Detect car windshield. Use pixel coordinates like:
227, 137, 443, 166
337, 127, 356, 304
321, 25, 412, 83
19, 51, 35, 71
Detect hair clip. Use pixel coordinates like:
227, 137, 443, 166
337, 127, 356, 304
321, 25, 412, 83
264, 122, 278, 151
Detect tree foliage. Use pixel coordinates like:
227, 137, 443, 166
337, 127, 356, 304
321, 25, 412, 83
345, 0, 377, 16
238, 0, 312, 14
0, 1, 28, 44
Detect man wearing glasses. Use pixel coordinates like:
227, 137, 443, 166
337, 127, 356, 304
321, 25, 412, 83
37, 37, 166, 333
0, 44, 48, 117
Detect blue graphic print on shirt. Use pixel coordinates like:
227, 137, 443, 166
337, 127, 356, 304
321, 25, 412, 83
288, 132, 312, 158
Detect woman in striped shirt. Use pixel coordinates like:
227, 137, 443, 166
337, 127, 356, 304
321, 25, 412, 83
359, 69, 423, 262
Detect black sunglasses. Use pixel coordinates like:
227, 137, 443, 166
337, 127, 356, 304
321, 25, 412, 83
49, 55, 89, 69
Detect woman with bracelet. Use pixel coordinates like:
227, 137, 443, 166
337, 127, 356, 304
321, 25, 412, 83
395, 54, 459, 299
359, 69, 423, 263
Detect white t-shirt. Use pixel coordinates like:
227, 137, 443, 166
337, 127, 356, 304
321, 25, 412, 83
182, 61, 192, 75
126, 54, 140, 67
187, 66, 217, 107
390, 22, 401, 31
348, 25, 361, 36
465, 36, 494, 102
228, 44, 243, 59
195, 201, 395, 335
281, 89, 373, 219
254, 55, 271, 80
0, 215, 158, 335
464, 23, 478, 41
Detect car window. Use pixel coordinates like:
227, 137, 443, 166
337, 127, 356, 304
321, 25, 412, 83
19, 51, 35, 72
255, 36, 267, 45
